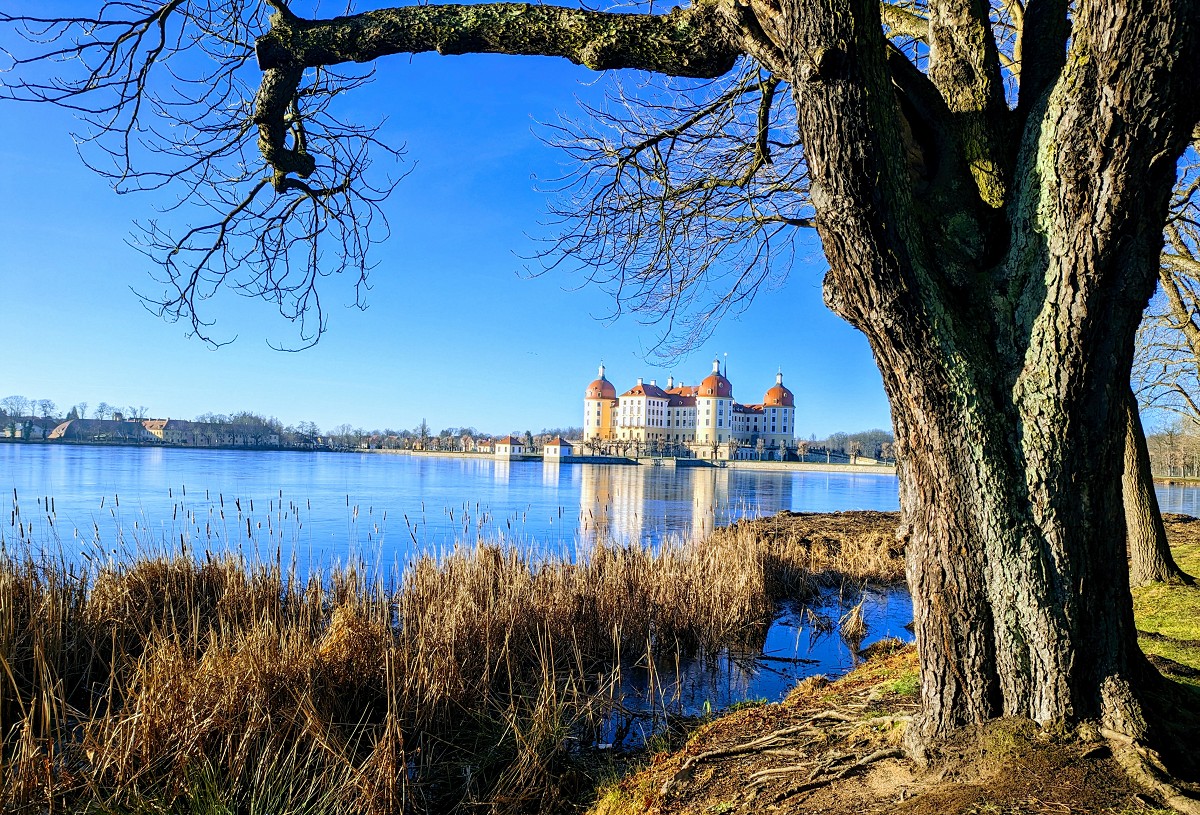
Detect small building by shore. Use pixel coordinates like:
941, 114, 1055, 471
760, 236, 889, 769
493, 436, 527, 459
543, 438, 574, 459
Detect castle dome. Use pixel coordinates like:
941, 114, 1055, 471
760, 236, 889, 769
699, 358, 733, 398
585, 364, 617, 400
763, 372, 794, 407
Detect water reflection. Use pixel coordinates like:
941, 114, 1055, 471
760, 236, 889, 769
607, 585, 914, 744
576, 465, 797, 545
1157, 482, 1200, 516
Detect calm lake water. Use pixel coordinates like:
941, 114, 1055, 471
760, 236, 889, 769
3, 443, 913, 711
2, 444, 901, 562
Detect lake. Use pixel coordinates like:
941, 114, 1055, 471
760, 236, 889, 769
1, 444, 902, 565
8, 443, 1197, 715
0, 444, 906, 715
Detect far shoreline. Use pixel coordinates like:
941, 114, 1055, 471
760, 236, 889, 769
9, 441, 1198, 484
2, 438, 898, 475
368, 447, 900, 475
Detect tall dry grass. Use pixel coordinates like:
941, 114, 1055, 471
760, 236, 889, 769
0, 509, 903, 814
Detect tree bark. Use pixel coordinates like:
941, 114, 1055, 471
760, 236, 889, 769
1124, 388, 1194, 587
255, 3, 741, 77
777, 0, 1200, 751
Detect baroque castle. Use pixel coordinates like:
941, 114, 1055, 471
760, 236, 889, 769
582, 359, 797, 459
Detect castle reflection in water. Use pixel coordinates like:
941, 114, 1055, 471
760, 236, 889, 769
483, 459, 899, 549
571, 463, 795, 546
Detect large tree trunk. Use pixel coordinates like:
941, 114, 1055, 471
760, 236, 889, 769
1124, 388, 1195, 587
778, 0, 1200, 751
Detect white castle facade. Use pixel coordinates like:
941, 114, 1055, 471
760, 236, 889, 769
582, 359, 797, 460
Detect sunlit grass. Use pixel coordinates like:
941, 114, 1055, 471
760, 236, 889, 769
1132, 583, 1200, 642
1132, 525, 1200, 687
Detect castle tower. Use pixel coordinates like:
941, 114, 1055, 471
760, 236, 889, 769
762, 371, 796, 455
695, 357, 734, 450
583, 364, 618, 442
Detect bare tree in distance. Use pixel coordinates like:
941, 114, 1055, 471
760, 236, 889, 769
1126, 164, 1200, 587
4, 0, 1200, 799
1137, 160, 1200, 423
1, 395, 30, 419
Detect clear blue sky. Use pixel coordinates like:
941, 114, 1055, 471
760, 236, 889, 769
0, 20, 891, 438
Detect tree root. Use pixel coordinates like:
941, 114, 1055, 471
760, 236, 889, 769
1103, 729, 1200, 815
658, 724, 816, 797
763, 747, 905, 805
657, 703, 898, 798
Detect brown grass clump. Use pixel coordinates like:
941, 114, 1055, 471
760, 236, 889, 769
839, 599, 868, 647
715, 510, 905, 587
0, 510, 906, 815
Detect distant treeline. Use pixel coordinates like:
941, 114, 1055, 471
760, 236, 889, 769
1148, 419, 1200, 478
0, 393, 583, 452
809, 429, 896, 462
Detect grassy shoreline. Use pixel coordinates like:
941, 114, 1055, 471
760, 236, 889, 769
0, 511, 901, 814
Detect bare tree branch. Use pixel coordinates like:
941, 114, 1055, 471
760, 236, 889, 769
532, 60, 812, 356
1, 1, 403, 348
254, 2, 743, 77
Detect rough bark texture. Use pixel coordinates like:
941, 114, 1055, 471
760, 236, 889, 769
255, 3, 741, 77
247, 0, 1200, 757
770, 0, 1200, 749
1124, 389, 1194, 587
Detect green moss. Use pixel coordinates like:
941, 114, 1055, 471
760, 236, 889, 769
723, 697, 768, 714
969, 158, 1006, 209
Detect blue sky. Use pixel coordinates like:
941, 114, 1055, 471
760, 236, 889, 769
0, 23, 891, 438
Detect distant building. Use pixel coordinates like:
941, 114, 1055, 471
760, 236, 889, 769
1, 418, 53, 440
543, 438, 574, 459
582, 359, 797, 460
49, 419, 158, 443
46, 417, 279, 447
151, 419, 279, 447
142, 419, 168, 440
493, 435, 526, 459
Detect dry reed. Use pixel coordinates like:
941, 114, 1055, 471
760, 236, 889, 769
0, 509, 904, 814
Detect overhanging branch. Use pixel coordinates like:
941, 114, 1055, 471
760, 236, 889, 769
254, 3, 743, 79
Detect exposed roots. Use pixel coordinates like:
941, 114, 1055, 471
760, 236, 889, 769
760, 747, 905, 804
654, 662, 918, 805
1104, 729, 1200, 815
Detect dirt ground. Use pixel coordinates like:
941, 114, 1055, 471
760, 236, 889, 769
587, 511, 1200, 815
591, 644, 1161, 815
